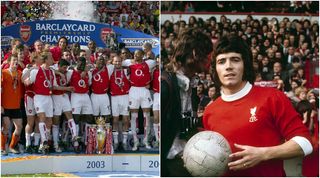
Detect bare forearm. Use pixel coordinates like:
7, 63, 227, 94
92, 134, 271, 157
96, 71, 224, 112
264, 140, 304, 160
53, 86, 72, 91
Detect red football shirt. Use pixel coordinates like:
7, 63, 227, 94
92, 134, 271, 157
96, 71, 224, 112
203, 85, 311, 176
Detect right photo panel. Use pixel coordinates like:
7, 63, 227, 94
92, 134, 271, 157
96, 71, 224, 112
160, 1, 319, 177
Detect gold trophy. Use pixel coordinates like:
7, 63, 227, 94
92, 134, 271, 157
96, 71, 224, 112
95, 116, 106, 154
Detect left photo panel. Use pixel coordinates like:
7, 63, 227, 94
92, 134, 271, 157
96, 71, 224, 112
1, 1, 160, 177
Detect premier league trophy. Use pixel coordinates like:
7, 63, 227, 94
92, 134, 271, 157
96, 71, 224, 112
96, 117, 107, 154
86, 117, 113, 154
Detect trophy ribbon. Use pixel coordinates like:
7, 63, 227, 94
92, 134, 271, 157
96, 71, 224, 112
86, 126, 96, 154
105, 125, 113, 155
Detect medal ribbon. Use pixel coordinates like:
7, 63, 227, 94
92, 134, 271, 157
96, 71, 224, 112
41, 67, 53, 93
114, 69, 124, 91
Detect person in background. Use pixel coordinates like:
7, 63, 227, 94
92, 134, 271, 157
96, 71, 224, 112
161, 28, 213, 176
50, 36, 68, 63
1, 54, 24, 155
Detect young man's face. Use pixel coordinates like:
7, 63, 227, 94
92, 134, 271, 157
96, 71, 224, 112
10, 57, 18, 68
113, 56, 122, 69
208, 87, 216, 99
17, 50, 24, 61
134, 50, 144, 61
34, 41, 43, 52
95, 57, 105, 69
58, 38, 67, 49
79, 51, 86, 57
59, 65, 68, 73
46, 53, 54, 66
120, 50, 129, 59
62, 51, 71, 60
88, 41, 96, 51
216, 52, 245, 91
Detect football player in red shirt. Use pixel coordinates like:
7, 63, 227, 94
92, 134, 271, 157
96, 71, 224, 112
203, 35, 313, 176
109, 55, 131, 150
122, 49, 156, 151
26, 52, 73, 154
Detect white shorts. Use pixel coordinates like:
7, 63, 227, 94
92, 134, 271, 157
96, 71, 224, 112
152, 92, 160, 111
52, 94, 72, 116
25, 95, 36, 116
71, 93, 93, 115
34, 95, 53, 117
128, 86, 153, 109
91, 93, 111, 116
111, 95, 129, 117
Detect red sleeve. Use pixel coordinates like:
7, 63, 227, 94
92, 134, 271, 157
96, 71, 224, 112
3, 51, 12, 62
270, 89, 311, 141
2, 63, 9, 69
50, 47, 61, 63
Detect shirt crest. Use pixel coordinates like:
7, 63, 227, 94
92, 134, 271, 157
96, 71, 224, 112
249, 106, 258, 122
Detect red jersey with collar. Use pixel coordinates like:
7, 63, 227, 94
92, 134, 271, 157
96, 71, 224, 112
91, 67, 109, 94
129, 61, 151, 87
52, 73, 67, 95
110, 69, 130, 96
203, 86, 311, 176
152, 68, 159, 92
34, 68, 54, 95
69, 70, 89, 94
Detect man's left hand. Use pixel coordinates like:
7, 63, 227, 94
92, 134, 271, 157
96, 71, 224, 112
228, 143, 268, 171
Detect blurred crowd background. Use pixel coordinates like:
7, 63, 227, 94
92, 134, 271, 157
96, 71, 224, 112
162, 1, 318, 14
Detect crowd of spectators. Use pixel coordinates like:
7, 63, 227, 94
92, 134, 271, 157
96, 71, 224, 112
162, 1, 319, 14
161, 3, 319, 141
1, 1, 159, 36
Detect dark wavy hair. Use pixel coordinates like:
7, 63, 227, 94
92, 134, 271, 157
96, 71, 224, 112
172, 28, 213, 68
211, 35, 255, 90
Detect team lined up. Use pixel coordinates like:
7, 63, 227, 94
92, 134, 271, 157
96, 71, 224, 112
1, 38, 160, 155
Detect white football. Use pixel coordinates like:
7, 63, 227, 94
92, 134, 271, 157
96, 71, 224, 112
183, 131, 232, 177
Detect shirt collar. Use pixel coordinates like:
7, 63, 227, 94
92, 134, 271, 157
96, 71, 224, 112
221, 82, 252, 102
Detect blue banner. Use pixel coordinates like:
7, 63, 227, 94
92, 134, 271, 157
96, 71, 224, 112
1, 19, 159, 55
